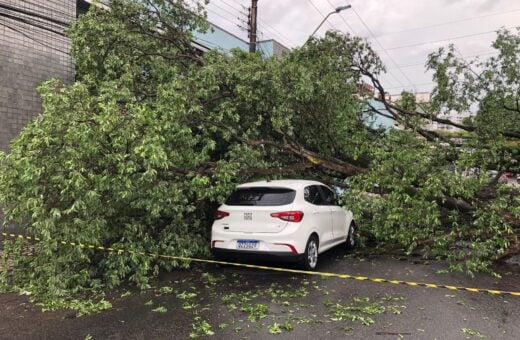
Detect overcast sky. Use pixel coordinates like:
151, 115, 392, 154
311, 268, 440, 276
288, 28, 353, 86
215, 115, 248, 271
204, 0, 519, 95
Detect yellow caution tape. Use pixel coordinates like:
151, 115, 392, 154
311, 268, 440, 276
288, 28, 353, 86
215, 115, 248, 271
2, 232, 520, 297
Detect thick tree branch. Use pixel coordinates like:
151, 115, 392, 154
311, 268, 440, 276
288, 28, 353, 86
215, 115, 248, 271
237, 163, 315, 176
162, 162, 315, 178
247, 139, 367, 176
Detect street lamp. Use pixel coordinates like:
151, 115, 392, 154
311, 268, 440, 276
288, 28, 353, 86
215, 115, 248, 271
305, 4, 352, 44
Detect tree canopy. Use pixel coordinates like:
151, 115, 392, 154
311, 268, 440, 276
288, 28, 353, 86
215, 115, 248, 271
0, 0, 518, 303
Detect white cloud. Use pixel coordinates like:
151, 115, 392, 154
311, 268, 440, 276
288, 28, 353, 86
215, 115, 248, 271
206, 0, 519, 94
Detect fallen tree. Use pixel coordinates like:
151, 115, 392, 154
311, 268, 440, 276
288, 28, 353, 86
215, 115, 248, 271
0, 1, 518, 303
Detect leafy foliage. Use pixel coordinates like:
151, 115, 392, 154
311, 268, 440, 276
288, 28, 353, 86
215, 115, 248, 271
355, 29, 520, 274
0, 0, 518, 305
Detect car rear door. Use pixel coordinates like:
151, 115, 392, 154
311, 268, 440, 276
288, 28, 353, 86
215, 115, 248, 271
319, 185, 348, 240
304, 185, 333, 245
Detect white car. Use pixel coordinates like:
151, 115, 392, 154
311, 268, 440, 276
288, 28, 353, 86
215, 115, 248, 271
211, 180, 355, 270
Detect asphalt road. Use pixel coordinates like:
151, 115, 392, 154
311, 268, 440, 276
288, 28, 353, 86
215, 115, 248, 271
0, 247, 519, 339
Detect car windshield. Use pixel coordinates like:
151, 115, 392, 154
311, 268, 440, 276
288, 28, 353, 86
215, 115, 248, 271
225, 187, 296, 206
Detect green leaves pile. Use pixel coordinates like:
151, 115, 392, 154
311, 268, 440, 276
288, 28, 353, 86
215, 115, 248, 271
0, 0, 518, 305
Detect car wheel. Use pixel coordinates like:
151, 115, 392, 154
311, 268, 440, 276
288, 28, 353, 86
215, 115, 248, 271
345, 222, 355, 251
301, 235, 319, 270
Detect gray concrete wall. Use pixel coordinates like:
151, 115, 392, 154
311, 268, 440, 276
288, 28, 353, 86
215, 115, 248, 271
0, 0, 75, 152
272, 39, 289, 57
0, 1, 76, 232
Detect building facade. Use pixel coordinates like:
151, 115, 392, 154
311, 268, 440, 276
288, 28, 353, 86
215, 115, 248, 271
0, 0, 79, 152
193, 23, 289, 58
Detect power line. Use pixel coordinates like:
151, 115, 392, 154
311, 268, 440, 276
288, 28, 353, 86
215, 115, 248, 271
209, 1, 246, 22
229, 0, 247, 8
387, 50, 499, 70
257, 17, 297, 47
213, 0, 296, 49
381, 26, 519, 52
306, 0, 335, 31
324, 0, 356, 35
320, 1, 403, 89
257, 20, 296, 48
214, 0, 245, 16
206, 7, 243, 32
212, 0, 295, 49
350, 6, 414, 91
205, 0, 256, 42
225, 0, 296, 48
376, 74, 406, 90
386, 82, 435, 91
452, 45, 483, 79
352, 7, 518, 92
376, 8, 520, 38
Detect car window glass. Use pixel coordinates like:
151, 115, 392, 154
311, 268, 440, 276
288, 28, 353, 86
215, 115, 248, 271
319, 186, 338, 206
225, 187, 296, 206
304, 185, 322, 205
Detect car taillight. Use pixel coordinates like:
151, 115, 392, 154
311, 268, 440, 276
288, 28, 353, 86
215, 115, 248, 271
275, 243, 298, 254
211, 240, 223, 248
213, 210, 229, 220
270, 211, 304, 222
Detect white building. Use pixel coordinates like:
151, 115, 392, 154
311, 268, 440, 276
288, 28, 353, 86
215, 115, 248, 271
388, 92, 431, 104
426, 111, 474, 132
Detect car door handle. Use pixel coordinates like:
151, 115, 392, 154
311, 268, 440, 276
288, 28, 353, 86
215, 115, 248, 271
312, 211, 320, 215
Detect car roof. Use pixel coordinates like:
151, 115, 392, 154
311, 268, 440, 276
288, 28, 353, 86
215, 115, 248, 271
236, 179, 325, 190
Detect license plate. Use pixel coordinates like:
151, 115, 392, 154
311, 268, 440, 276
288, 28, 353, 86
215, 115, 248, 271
237, 240, 259, 249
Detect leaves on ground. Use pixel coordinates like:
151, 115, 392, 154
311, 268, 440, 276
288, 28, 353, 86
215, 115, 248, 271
151, 306, 167, 313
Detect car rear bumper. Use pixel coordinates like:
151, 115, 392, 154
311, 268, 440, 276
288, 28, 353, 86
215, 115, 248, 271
211, 248, 303, 263
211, 222, 308, 254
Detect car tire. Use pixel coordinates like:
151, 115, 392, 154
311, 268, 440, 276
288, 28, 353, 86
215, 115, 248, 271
301, 235, 319, 271
345, 221, 355, 251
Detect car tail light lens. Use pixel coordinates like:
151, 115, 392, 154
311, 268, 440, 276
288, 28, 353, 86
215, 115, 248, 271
275, 243, 298, 254
270, 211, 304, 222
211, 240, 223, 248
213, 210, 229, 220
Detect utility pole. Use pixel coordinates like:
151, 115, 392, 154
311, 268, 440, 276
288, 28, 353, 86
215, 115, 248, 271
248, 0, 258, 52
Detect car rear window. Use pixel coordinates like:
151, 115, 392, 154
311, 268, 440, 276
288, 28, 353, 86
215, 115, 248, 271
225, 187, 296, 206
